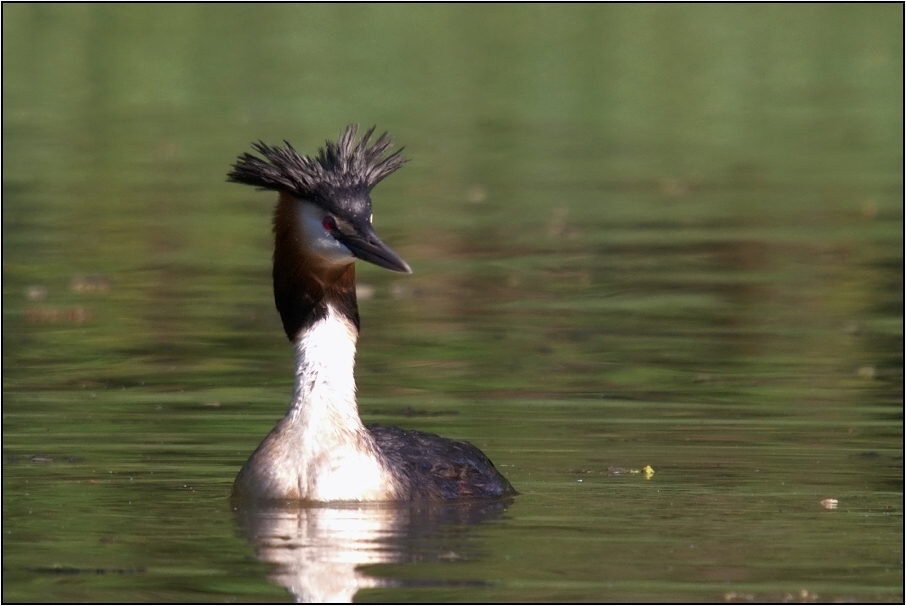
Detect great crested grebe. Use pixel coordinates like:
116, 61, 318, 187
227, 125, 515, 502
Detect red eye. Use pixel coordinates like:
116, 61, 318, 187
322, 216, 337, 231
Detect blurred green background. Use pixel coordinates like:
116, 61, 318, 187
3, 4, 902, 602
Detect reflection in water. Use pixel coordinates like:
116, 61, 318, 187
233, 499, 511, 602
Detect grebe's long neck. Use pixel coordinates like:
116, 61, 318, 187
288, 303, 363, 437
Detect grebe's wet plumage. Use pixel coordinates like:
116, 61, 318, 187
227, 125, 515, 502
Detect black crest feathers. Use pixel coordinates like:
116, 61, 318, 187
227, 124, 405, 198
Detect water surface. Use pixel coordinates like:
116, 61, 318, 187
3, 4, 902, 602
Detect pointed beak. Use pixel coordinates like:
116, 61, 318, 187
334, 225, 412, 274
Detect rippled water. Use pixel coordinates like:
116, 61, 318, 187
3, 4, 902, 602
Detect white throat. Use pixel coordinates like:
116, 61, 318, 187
290, 305, 360, 429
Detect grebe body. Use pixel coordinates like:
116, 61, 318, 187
228, 125, 514, 502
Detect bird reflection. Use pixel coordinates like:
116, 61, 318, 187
233, 498, 512, 602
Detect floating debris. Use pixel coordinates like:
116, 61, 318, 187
725, 588, 818, 603
25, 306, 93, 323
604, 466, 629, 476
603, 465, 655, 479
438, 550, 464, 561
24, 285, 47, 301
70, 274, 111, 294
856, 365, 876, 380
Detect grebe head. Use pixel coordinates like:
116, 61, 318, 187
228, 125, 411, 340
227, 124, 412, 274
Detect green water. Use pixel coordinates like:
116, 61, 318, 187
3, 4, 902, 602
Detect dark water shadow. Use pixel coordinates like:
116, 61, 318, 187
232, 498, 513, 602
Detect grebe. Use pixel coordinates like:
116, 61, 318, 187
227, 125, 515, 502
